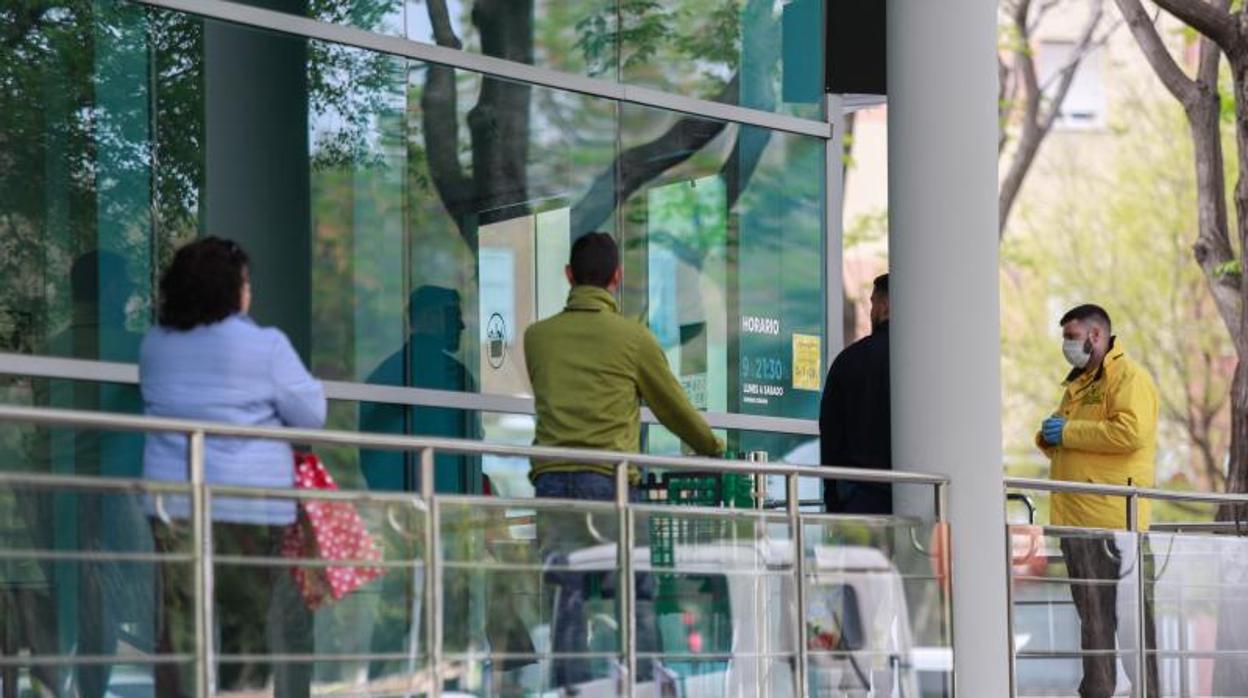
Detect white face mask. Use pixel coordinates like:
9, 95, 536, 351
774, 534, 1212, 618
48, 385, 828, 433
1062, 338, 1092, 369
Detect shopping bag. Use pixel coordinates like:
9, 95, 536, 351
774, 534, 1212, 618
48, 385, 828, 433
281, 452, 384, 610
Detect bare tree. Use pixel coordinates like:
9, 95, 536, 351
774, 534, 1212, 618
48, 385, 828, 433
998, 0, 1114, 235
1111, 0, 1248, 687
1114, 0, 1245, 490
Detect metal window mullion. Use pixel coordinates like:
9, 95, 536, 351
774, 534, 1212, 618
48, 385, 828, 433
823, 92, 846, 367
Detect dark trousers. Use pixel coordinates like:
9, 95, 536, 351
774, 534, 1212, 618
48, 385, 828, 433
534, 472, 656, 690
1061, 537, 1159, 698
152, 520, 314, 697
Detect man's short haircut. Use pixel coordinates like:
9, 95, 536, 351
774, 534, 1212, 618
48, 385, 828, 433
1060, 304, 1112, 333
872, 273, 889, 297
569, 232, 619, 287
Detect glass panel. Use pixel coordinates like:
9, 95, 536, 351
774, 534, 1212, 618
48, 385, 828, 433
1145, 531, 1248, 698
1011, 528, 1146, 697
440, 497, 621, 694
632, 505, 795, 695
480, 412, 538, 498
621, 107, 826, 425
0, 0, 158, 363
619, 0, 825, 119
188, 488, 427, 696
0, 663, 189, 698
403, 0, 614, 79
0, 479, 191, 696
268, 0, 618, 80
1, 3, 826, 426
802, 516, 950, 697
228, 0, 828, 121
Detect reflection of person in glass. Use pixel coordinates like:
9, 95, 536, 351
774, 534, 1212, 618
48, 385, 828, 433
359, 286, 498, 685
525, 233, 723, 692
4, 250, 147, 697
64, 251, 148, 698
1035, 304, 1159, 698
141, 238, 326, 697
360, 286, 480, 492
820, 274, 892, 514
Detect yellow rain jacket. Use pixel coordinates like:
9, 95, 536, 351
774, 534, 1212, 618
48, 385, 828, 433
1035, 339, 1158, 530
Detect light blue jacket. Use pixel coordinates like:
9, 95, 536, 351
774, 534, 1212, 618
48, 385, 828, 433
140, 315, 327, 524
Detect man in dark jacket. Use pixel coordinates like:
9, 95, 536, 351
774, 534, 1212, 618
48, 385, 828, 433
820, 274, 892, 514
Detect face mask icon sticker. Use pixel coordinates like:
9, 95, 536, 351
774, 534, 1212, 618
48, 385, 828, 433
486, 313, 507, 369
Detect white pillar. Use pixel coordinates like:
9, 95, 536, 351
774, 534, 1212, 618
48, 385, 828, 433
886, 0, 1011, 694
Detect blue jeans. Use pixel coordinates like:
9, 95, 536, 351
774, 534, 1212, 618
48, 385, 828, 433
533, 472, 655, 689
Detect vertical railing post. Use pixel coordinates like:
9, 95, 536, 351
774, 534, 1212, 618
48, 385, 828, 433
1177, 573, 1188, 697
1002, 486, 1017, 698
420, 448, 442, 697
934, 480, 957, 696
1128, 489, 1146, 698
787, 473, 807, 697
187, 430, 211, 698
615, 462, 636, 696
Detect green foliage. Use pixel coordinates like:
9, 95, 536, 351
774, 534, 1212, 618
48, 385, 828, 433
845, 209, 887, 250
575, 0, 753, 95
575, 0, 674, 77
1213, 259, 1242, 280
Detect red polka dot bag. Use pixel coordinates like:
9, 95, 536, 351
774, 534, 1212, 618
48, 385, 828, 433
281, 452, 385, 610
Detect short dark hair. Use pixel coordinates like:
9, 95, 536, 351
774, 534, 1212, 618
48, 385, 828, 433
569, 232, 619, 287
872, 273, 889, 297
71, 250, 131, 305
1060, 304, 1112, 333
158, 237, 249, 331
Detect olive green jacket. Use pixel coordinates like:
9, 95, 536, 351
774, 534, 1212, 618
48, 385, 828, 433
524, 285, 723, 480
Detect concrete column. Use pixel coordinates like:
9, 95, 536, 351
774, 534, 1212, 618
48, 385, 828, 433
886, 0, 1011, 694
205, 0, 311, 357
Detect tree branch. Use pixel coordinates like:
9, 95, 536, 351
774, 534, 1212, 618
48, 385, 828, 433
1113, 0, 1200, 105
1119, 0, 1241, 341
427, 0, 462, 49
570, 75, 739, 235
1152, 0, 1239, 55
421, 0, 474, 244
999, 0, 1105, 235
1037, 0, 1106, 133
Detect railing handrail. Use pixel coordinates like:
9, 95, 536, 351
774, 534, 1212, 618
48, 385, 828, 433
0, 403, 947, 486
1004, 475, 1248, 506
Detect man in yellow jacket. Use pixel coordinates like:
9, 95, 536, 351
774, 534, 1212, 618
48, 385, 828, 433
1036, 304, 1158, 698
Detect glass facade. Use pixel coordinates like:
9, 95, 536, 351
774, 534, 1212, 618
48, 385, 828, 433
0, 0, 828, 493
0, 2, 834, 694
277, 0, 827, 119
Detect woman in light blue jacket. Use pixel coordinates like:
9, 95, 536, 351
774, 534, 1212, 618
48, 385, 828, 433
142, 237, 324, 698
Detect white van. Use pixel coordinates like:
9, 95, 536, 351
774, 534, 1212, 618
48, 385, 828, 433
485, 537, 921, 698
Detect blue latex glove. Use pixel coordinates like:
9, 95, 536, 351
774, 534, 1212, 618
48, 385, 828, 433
1042, 417, 1066, 446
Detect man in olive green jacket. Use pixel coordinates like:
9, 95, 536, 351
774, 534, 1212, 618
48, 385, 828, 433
524, 232, 722, 690
525, 232, 724, 483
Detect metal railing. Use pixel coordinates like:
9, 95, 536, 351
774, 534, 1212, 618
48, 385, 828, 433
0, 404, 949, 697
1003, 476, 1248, 698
